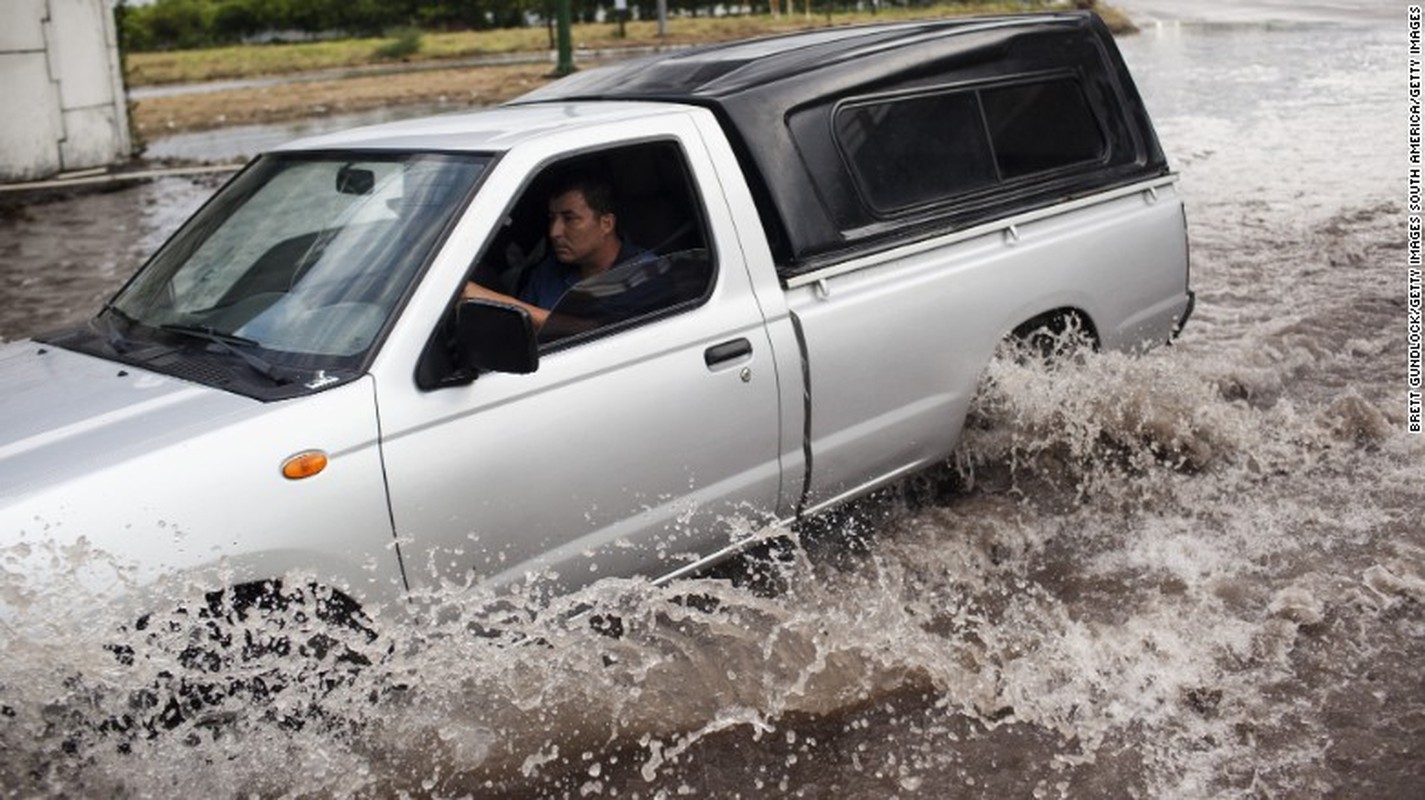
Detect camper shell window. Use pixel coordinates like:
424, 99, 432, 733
834, 75, 1108, 216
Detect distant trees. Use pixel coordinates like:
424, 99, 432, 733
118, 0, 426, 49
117, 0, 964, 51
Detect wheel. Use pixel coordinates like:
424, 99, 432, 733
100, 580, 381, 747
1009, 310, 1098, 366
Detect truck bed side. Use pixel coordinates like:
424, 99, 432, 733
785, 177, 1190, 513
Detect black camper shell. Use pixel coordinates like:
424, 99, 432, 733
513, 11, 1169, 278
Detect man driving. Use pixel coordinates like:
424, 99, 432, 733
461, 171, 648, 329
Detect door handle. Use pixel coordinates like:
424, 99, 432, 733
704, 337, 752, 368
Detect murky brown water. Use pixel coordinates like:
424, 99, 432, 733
0, 178, 218, 342
1, 3, 1420, 798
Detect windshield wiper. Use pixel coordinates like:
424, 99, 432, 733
158, 324, 297, 385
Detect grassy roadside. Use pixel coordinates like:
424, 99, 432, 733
134, 63, 554, 139
128, 3, 1134, 142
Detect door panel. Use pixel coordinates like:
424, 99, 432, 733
376, 278, 780, 595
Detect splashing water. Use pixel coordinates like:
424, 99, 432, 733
3, 297, 1417, 797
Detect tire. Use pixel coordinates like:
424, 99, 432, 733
1009, 310, 1098, 366
101, 580, 380, 747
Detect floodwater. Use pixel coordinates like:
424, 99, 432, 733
0, 2, 1420, 797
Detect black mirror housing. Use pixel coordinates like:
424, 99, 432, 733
455, 299, 539, 374
336, 164, 375, 195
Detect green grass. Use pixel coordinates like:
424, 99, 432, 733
125, 2, 1085, 87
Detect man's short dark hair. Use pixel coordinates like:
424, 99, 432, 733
548, 169, 617, 218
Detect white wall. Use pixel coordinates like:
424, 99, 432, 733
0, 0, 131, 182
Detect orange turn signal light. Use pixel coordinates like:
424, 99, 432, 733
281, 450, 329, 480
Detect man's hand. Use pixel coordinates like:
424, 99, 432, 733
461, 281, 551, 328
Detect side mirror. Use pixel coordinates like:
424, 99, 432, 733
455, 299, 539, 374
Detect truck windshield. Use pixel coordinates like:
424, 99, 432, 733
100, 151, 486, 394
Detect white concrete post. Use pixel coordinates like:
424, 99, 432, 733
1, 0, 132, 183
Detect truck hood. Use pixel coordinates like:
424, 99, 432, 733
0, 340, 258, 502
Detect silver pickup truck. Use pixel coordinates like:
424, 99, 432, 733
0, 12, 1191, 621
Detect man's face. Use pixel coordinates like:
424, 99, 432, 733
547, 188, 614, 268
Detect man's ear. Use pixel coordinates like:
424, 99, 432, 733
599, 212, 616, 236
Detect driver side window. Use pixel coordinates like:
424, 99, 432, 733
474, 141, 716, 346
417, 141, 717, 389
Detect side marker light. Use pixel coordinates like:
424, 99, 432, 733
282, 450, 329, 480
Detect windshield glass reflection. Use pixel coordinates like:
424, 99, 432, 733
106, 152, 487, 384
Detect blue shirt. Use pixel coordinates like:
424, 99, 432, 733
517, 239, 649, 309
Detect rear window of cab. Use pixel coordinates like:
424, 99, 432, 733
833, 75, 1107, 215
